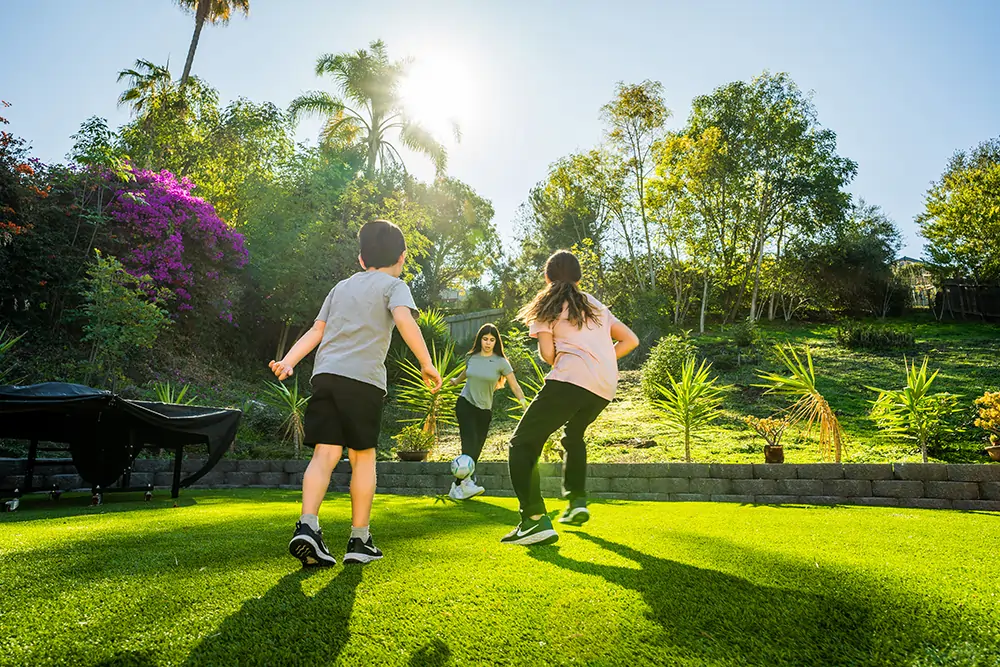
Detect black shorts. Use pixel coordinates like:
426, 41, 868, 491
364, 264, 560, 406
303, 374, 385, 450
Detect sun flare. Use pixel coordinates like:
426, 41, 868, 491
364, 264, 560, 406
398, 55, 476, 145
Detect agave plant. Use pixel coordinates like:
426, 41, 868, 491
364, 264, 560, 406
756, 345, 845, 462
869, 357, 961, 463
396, 343, 463, 446
0, 326, 24, 385
262, 379, 310, 456
152, 380, 196, 405
653, 358, 729, 463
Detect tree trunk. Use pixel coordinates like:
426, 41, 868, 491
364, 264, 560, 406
699, 271, 709, 334
275, 323, 290, 361
180, 3, 208, 87
748, 214, 768, 321
684, 423, 691, 463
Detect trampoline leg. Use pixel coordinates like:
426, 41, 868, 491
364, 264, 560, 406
171, 448, 182, 499
25, 440, 38, 493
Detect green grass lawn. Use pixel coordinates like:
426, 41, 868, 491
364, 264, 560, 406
2, 489, 998, 666
431, 317, 1000, 465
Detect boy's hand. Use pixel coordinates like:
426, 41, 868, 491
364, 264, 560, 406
269, 359, 294, 381
422, 364, 443, 393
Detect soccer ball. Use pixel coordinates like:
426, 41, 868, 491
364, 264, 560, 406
451, 455, 475, 480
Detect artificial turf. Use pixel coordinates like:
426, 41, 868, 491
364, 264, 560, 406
1, 489, 998, 666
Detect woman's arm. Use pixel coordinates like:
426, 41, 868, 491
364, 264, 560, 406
505, 373, 529, 408
610, 321, 640, 360
450, 369, 468, 386
536, 331, 556, 365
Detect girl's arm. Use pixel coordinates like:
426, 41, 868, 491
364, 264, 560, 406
536, 331, 556, 365
269, 320, 326, 380
610, 321, 640, 360
450, 369, 468, 386
505, 373, 529, 408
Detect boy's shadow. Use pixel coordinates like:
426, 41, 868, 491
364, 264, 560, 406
529, 532, 874, 666
183, 566, 362, 667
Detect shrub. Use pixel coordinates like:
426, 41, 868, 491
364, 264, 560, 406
388, 308, 453, 380
392, 424, 436, 453
742, 415, 790, 447
652, 358, 729, 462
395, 343, 463, 446
868, 357, 962, 463
729, 317, 761, 349
641, 333, 696, 400
0, 325, 24, 384
973, 391, 1000, 446
835, 323, 915, 351
261, 379, 309, 456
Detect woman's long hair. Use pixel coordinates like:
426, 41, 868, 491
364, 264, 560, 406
467, 323, 509, 389
517, 250, 599, 329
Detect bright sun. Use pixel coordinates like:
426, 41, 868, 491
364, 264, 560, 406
398, 55, 475, 146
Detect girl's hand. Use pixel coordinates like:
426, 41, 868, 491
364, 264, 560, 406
269, 359, 294, 381
449, 377, 459, 386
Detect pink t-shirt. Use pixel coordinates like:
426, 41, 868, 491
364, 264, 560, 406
528, 293, 621, 401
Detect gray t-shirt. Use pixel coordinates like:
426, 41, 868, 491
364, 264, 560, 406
312, 271, 417, 391
460, 354, 514, 410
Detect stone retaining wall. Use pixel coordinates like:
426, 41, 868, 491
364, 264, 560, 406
2, 458, 998, 510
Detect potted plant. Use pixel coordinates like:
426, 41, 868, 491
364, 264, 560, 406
742, 415, 790, 463
392, 424, 436, 462
974, 391, 1000, 461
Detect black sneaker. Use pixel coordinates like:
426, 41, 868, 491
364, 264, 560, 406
343, 535, 383, 564
500, 515, 559, 546
558, 498, 590, 525
289, 522, 337, 567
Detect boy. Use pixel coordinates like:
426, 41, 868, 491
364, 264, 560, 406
269, 219, 441, 566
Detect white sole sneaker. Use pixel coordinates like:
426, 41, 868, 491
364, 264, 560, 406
558, 507, 591, 525
448, 482, 485, 500
343, 551, 383, 564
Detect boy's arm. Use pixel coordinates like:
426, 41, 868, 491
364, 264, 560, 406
610, 321, 640, 360
393, 307, 443, 391
269, 320, 325, 381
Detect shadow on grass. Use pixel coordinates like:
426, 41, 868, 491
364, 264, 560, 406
529, 531, 993, 666
183, 566, 362, 667
408, 638, 452, 666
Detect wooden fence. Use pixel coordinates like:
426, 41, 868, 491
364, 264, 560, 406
444, 309, 504, 343
936, 283, 1000, 320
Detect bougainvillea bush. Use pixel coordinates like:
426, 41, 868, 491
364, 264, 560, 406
105, 168, 248, 323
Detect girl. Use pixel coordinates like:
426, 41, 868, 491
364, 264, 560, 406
448, 324, 529, 500
501, 250, 639, 546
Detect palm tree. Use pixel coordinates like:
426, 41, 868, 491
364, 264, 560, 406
116, 59, 174, 115
175, 0, 250, 87
289, 40, 452, 177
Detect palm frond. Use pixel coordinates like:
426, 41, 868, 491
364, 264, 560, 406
399, 121, 447, 173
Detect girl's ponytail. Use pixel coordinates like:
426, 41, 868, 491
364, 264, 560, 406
517, 250, 599, 328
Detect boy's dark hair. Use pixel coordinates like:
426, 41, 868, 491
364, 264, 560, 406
359, 219, 406, 269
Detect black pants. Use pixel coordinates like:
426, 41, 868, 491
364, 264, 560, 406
456, 396, 493, 463
508, 380, 610, 519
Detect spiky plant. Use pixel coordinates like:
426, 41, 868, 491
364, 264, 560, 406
654, 358, 729, 462
756, 346, 845, 462
262, 379, 309, 457
153, 380, 196, 405
396, 343, 463, 447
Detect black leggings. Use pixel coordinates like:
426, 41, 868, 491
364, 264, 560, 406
508, 380, 609, 519
456, 395, 493, 463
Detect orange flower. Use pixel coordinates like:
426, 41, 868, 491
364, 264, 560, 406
14, 163, 34, 176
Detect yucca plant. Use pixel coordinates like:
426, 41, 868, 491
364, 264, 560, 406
152, 380, 196, 405
869, 357, 961, 463
262, 379, 309, 456
0, 325, 25, 384
508, 355, 562, 462
396, 343, 463, 447
653, 358, 729, 462
756, 345, 846, 462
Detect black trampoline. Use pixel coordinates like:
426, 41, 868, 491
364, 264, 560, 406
0, 382, 241, 499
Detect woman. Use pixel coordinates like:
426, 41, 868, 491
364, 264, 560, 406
500, 250, 639, 546
449, 324, 529, 500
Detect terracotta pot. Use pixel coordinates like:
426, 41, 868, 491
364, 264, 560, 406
985, 446, 1000, 462
396, 450, 430, 462
764, 445, 785, 464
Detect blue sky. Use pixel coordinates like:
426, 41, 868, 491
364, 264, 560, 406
3, 0, 998, 256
